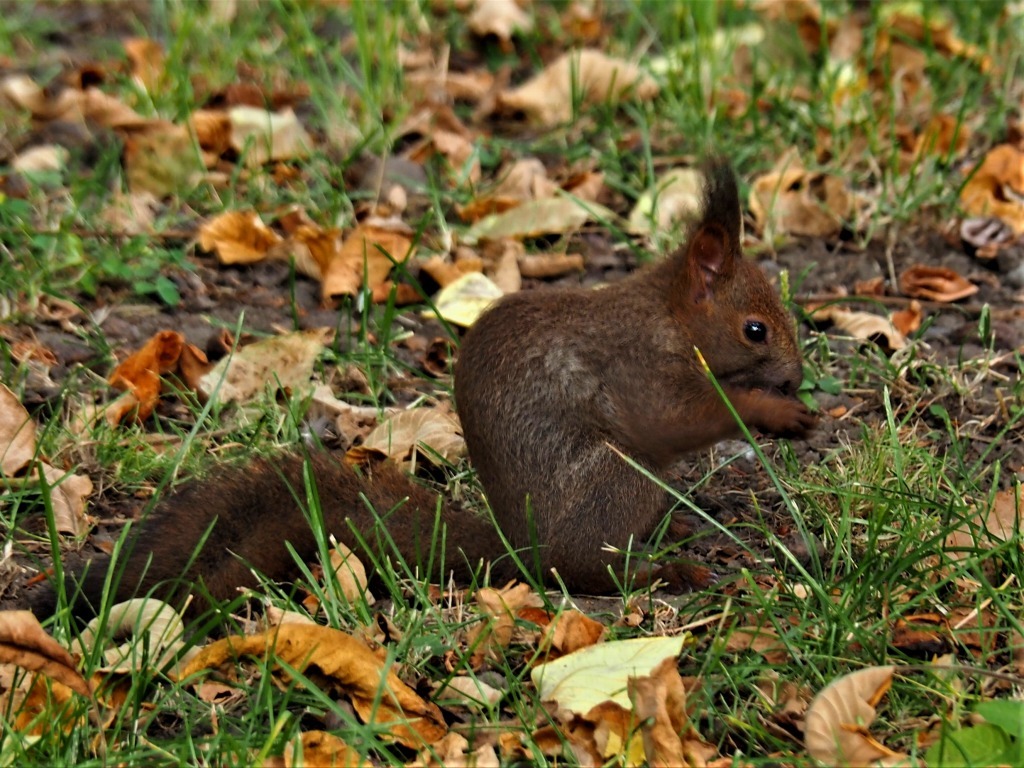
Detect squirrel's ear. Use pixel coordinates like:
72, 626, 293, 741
681, 222, 734, 303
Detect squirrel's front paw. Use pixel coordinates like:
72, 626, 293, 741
758, 397, 818, 439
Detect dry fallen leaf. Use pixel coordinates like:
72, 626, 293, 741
804, 666, 906, 765
960, 144, 1024, 234
198, 328, 333, 405
177, 624, 447, 749
890, 300, 924, 337
123, 37, 166, 93
425, 271, 504, 328
531, 635, 687, 713
77, 599, 188, 673
0, 382, 37, 475
326, 541, 375, 606
499, 49, 658, 126
628, 658, 714, 768
463, 196, 617, 244
807, 304, 908, 351
468, 582, 544, 667
228, 106, 312, 166
108, 330, 185, 422
750, 159, 858, 238
627, 167, 705, 235
898, 265, 978, 302
0, 384, 92, 535
347, 406, 464, 468
0, 611, 96, 734
123, 121, 204, 197
467, 0, 533, 46
284, 730, 366, 768
198, 210, 283, 264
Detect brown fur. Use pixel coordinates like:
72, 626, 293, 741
31, 161, 814, 621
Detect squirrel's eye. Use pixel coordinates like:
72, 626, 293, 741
744, 320, 768, 343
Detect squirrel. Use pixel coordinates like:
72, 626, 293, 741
28, 160, 815, 622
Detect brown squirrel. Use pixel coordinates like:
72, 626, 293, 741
31, 160, 815, 621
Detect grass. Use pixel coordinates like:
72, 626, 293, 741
1, 0, 1023, 765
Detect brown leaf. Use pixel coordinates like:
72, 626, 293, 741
498, 49, 658, 126
177, 625, 446, 749
0, 612, 91, 699
807, 304, 908, 352
108, 330, 185, 422
39, 463, 92, 536
898, 265, 978, 302
545, 611, 606, 656
284, 730, 366, 768
463, 196, 616, 244
123, 37, 166, 92
960, 217, 1017, 260
468, 582, 544, 667
0, 383, 37, 475
805, 666, 905, 765
960, 144, 1024, 234
467, 0, 533, 46
517, 252, 585, 279
348, 406, 464, 468
197, 328, 333, 405
890, 300, 923, 336
750, 159, 857, 238
123, 121, 204, 197
198, 210, 283, 264
327, 542, 375, 606
332, 221, 414, 298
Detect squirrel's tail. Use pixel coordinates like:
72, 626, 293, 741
29, 452, 507, 621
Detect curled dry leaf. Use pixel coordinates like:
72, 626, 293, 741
0, 382, 37, 475
0, 611, 97, 734
628, 658, 715, 768
198, 210, 283, 264
750, 163, 858, 238
898, 264, 978, 302
627, 167, 705, 235
39, 463, 92, 536
468, 582, 544, 667
544, 610, 607, 657
198, 328, 333, 405
961, 216, 1017, 260
228, 106, 312, 166
123, 120, 204, 197
498, 49, 658, 126
347, 406, 464, 468
960, 144, 1024, 235
807, 304, 908, 352
176, 624, 447, 749
1, 384, 92, 534
890, 300, 924, 337
123, 37, 166, 93
327, 541, 375, 605
108, 330, 185, 422
805, 666, 906, 765
0, 611, 91, 699
518, 252, 585, 279
467, 0, 533, 45
462, 196, 617, 245
284, 730, 365, 768
78, 598, 189, 673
